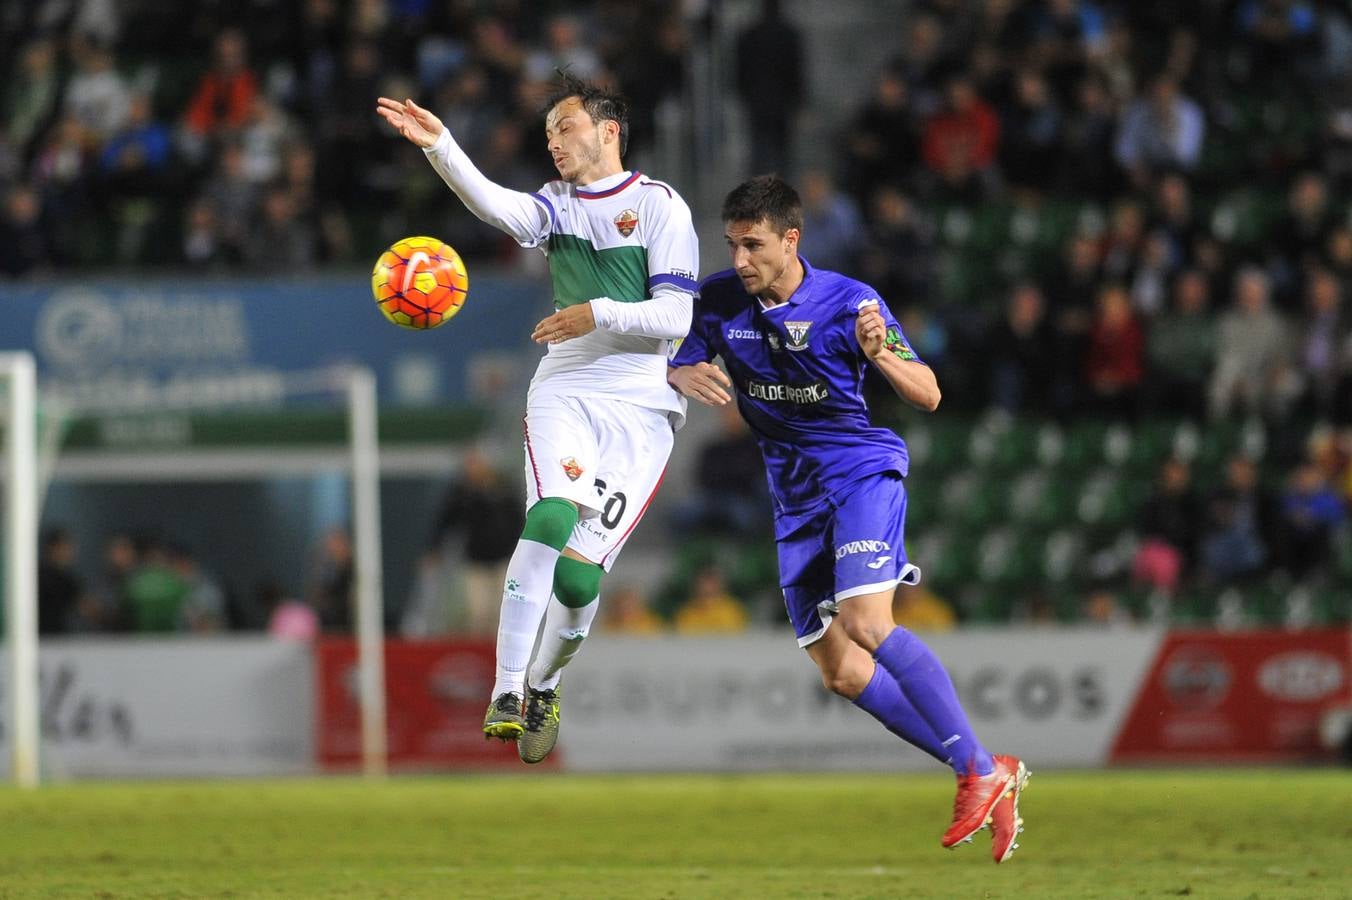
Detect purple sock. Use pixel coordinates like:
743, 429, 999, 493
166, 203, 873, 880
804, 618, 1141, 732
853, 664, 950, 764
872, 627, 994, 776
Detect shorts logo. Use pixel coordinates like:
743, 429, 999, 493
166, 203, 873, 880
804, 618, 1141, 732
785, 321, 812, 350
561, 457, 584, 481
836, 539, 891, 561
614, 208, 638, 237
866, 556, 893, 569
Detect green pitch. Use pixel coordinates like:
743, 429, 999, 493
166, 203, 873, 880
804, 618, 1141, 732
1, 770, 1348, 898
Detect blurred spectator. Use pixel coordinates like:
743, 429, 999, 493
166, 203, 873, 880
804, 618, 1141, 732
239, 96, 294, 185
1058, 72, 1118, 197
1234, 0, 1321, 86
1129, 230, 1178, 316
673, 564, 749, 634
1150, 172, 1200, 265
844, 66, 921, 203
525, 14, 603, 82
999, 67, 1063, 195
798, 168, 865, 273
4, 39, 60, 163
262, 581, 319, 640
671, 404, 769, 537
1199, 455, 1278, 584
1293, 267, 1348, 416
307, 527, 354, 634
124, 538, 190, 633
1208, 266, 1296, 420
1272, 172, 1335, 304
1275, 462, 1346, 579
0, 184, 52, 278
1082, 586, 1132, 627
1100, 198, 1146, 282
1132, 457, 1203, 593
597, 583, 665, 634
921, 71, 1000, 201
858, 184, 934, 310
245, 185, 319, 269
198, 141, 258, 264
80, 532, 137, 633
891, 582, 956, 631
985, 282, 1057, 414
615, 12, 687, 163
62, 38, 130, 144
38, 527, 84, 635
1083, 283, 1144, 418
425, 447, 523, 636
1114, 75, 1204, 185
1145, 269, 1217, 418
181, 199, 228, 268
99, 91, 171, 184
169, 544, 228, 633
735, 0, 805, 177
892, 13, 950, 119
181, 28, 260, 158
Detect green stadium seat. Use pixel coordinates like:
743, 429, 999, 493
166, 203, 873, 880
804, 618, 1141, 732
943, 472, 1009, 528
975, 527, 1042, 588
1039, 529, 1086, 585
1062, 421, 1110, 472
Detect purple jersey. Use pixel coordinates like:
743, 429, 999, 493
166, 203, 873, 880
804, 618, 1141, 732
671, 258, 921, 537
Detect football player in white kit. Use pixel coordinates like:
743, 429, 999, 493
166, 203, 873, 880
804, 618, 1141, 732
377, 74, 698, 763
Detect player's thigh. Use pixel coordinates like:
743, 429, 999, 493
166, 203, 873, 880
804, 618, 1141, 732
522, 396, 601, 512
564, 400, 675, 570
831, 472, 921, 603
778, 516, 839, 648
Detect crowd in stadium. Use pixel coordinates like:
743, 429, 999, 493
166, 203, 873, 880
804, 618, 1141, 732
9, 0, 1352, 631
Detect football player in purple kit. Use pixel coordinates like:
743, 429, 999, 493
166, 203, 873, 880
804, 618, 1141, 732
669, 175, 1028, 863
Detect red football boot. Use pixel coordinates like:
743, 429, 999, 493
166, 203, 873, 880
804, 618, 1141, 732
940, 755, 1015, 848
988, 755, 1029, 863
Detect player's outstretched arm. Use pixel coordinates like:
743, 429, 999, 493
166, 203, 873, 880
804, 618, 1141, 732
856, 304, 941, 412
668, 362, 732, 407
376, 97, 549, 247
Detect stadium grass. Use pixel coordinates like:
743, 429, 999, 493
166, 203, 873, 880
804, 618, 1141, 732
1, 769, 1348, 899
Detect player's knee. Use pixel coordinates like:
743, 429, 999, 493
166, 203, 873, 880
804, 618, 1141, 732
820, 664, 870, 699
553, 556, 602, 609
522, 497, 579, 551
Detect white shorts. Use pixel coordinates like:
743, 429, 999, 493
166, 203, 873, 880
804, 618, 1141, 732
522, 395, 674, 571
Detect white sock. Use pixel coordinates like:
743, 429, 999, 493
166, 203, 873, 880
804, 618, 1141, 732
491, 539, 560, 698
527, 596, 599, 691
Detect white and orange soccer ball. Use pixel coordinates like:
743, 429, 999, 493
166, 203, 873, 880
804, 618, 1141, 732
370, 236, 469, 329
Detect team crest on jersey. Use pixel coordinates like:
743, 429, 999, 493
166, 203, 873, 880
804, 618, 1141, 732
613, 208, 638, 237
785, 321, 812, 351
561, 457, 584, 481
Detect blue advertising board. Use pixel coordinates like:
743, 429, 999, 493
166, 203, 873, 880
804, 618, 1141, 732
0, 271, 549, 408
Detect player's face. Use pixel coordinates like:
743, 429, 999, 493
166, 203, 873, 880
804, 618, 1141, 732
724, 218, 799, 298
545, 97, 605, 184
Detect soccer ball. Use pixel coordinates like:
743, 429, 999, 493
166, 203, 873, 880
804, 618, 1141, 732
371, 236, 469, 329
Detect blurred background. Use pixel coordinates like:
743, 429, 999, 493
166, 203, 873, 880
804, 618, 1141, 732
1, 0, 1351, 777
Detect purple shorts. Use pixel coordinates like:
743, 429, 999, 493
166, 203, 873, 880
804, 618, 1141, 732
778, 473, 922, 647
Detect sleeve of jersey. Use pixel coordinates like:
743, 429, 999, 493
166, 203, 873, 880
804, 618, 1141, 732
668, 296, 714, 367
422, 129, 552, 248
588, 188, 699, 340
861, 295, 925, 366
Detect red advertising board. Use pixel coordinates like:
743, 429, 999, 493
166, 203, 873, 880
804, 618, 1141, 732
316, 638, 551, 770
1111, 629, 1352, 764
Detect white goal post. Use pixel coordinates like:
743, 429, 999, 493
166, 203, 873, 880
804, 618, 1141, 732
2, 361, 389, 784
2, 352, 39, 788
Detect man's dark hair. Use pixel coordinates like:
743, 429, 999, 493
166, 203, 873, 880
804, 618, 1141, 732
541, 72, 630, 157
721, 175, 803, 235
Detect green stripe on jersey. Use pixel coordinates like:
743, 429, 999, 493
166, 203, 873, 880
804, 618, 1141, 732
548, 233, 648, 308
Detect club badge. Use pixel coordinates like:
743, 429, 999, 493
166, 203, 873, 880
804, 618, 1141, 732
613, 208, 638, 237
785, 320, 812, 351
561, 457, 584, 481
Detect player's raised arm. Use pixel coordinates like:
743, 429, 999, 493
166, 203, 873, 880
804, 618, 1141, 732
376, 97, 550, 248
856, 301, 942, 412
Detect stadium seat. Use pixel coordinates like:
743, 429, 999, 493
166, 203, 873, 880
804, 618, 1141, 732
943, 472, 1009, 528
975, 527, 1042, 588
1061, 420, 1110, 472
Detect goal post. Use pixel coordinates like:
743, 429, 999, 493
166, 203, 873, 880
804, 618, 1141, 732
1, 351, 39, 789
3, 361, 389, 784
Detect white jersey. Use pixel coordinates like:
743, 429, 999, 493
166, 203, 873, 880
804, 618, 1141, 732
518, 171, 698, 422
422, 132, 698, 425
